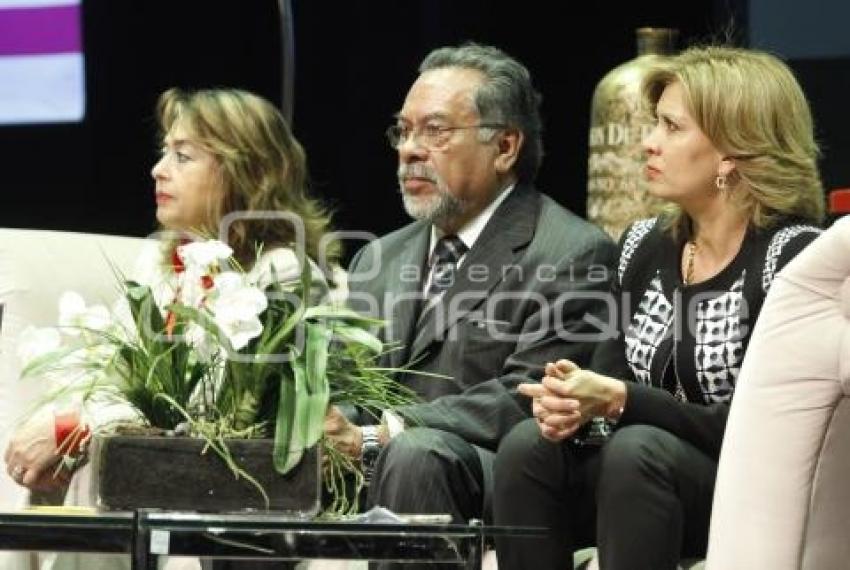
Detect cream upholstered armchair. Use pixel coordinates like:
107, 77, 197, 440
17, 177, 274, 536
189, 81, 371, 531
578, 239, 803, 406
706, 217, 850, 570
0, 228, 147, 568
0, 228, 148, 507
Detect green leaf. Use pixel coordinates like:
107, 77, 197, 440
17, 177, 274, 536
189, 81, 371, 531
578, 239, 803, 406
297, 254, 312, 303
273, 338, 330, 475
296, 358, 330, 461
274, 362, 305, 474
331, 324, 383, 354
305, 323, 330, 395
257, 255, 315, 356
20, 345, 84, 379
125, 284, 165, 351
262, 298, 305, 355
303, 305, 384, 327
304, 391, 329, 448
304, 323, 331, 446
124, 281, 146, 300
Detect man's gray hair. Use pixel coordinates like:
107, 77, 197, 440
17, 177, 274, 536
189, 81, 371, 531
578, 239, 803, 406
419, 42, 544, 184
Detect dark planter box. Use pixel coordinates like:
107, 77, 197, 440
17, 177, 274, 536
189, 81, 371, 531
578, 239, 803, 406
91, 435, 320, 515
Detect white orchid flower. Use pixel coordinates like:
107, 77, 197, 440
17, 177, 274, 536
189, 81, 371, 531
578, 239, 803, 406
185, 323, 219, 364
208, 274, 268, 350
215, 313, 264, 351
16, 326, 62, 366
58, 291, 112, 335
173, 240, 232, 308
177, 240, 233, 272
176, 268, 210, 308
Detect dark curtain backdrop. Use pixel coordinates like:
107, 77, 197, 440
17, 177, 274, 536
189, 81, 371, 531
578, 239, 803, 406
8, 1, 827, 267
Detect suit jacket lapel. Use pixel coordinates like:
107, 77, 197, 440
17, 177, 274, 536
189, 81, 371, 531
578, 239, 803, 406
409, 185, 540, 362
382, 223, 430, 370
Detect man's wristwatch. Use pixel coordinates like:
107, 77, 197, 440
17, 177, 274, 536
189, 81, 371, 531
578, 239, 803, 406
360, 425, 382, 486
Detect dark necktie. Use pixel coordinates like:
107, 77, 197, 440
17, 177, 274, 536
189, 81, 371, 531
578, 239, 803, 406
415, 235, 469, 330
426, 235, 468, 300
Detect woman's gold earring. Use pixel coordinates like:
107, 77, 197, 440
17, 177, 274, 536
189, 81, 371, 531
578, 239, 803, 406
715, 175, 728, 191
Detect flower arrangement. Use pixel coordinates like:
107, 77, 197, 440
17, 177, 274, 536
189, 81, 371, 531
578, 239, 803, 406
19, 239, 415, 513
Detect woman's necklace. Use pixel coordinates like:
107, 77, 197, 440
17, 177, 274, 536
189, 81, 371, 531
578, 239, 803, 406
684, 241, 697, 285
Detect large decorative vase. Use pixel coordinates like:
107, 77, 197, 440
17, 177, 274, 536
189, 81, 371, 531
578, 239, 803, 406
586, 27, 679, 240
91, 434, 321, 515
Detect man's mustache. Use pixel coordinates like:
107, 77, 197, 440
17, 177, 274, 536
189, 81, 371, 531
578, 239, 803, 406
398, 163, 438, 183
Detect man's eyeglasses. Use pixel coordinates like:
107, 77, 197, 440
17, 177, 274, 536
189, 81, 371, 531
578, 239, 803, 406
385, 123, 506, 150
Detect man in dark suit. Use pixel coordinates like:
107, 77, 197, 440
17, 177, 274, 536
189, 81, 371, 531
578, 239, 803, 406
325, 43, 617, 531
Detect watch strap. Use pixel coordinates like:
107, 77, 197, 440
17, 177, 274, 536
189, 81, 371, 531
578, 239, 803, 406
361, 425, 382, 486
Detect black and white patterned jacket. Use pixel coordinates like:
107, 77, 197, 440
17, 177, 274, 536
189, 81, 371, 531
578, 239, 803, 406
591, 216, 821, 458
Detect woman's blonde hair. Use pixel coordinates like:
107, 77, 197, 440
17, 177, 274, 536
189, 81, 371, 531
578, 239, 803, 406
156, 87, 340, 270
641, 46, 825, 236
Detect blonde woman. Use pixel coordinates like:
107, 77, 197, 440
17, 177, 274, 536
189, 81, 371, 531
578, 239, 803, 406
494, 46, 825, 570
5, 87, 339, 499
152, 87, 340, 272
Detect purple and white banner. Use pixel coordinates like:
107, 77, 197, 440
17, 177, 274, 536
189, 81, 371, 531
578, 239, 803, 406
0, 0, 85, 124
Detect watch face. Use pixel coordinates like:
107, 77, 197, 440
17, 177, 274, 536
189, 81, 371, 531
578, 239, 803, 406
362, 443, 381, 466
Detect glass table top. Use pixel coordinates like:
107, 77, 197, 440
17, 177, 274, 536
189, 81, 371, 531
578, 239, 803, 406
0, 508, 547, 567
